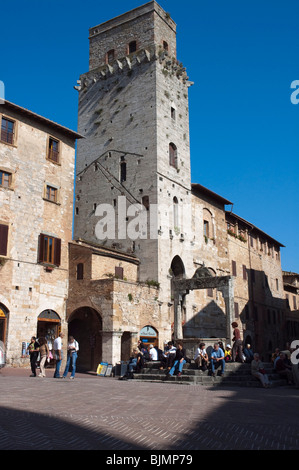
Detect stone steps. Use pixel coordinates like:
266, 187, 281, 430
133, 361, 286, 388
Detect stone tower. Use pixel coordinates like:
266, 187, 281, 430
74, 1, 194, 314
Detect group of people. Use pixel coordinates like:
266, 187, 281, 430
271, 343, 299, 387
27, 333, 79, 379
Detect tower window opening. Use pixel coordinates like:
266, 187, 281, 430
128, 41, 137, 54
120, 156, 127, 183
106, 49, 115, 64
169, 143, 178, 168
163, 41, 169, 52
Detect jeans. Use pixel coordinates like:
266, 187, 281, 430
169, 359, 186, 376
128, 358, 137, 373
63, 352, 77, 378
211, 359, 225, 375
54, 351, 63, 378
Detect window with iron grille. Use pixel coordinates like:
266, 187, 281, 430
1, 117, 15, 145
48, 137, 60, 163
0, 170, 12, 188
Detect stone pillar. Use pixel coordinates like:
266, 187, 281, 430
218, 276, 234, 345
101, 330, 122, 364
173, 293, 183, 340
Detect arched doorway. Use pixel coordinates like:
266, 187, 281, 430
37, 310, 61, 345
68, 307, 102, 372
170, 255, 185, 279
140, 325, 159, 348
0, 304, 9, 345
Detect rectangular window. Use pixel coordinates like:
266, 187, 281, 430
45, 185, 58, 203
1, 117, 15, 145
0, 223, 9, 256
234, 302, 239, 318
0, 170, 12, 188
294, 296, 297, 310
48, 137, 60, 163
232, 260, 237, 276
38, 233, 61, 266
242, 265, 247, 280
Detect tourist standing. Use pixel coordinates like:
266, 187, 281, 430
53, 332, 65, 378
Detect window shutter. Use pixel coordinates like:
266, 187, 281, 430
38, 233, 45, 263
0, 224, 8, 256
232, 260, 237, 276
54, 238, 61, 266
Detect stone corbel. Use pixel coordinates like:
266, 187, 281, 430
126, 57, 132, 69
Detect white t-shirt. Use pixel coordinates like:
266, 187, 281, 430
54, 337, 62, 351
68, 340, 79, 352
194, 348, 207, 360
149, 347, 158, 361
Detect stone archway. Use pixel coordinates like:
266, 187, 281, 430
68, 306, 102, 372
172, 270, 235, 343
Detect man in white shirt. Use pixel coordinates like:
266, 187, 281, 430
194, 342, 209, 371
149, 344, 158, 361
53, 332, 65, 378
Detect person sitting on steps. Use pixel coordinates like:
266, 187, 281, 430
166, 341, 186, 378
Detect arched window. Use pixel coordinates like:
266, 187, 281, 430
163, 41, 169, 51
128, 41, 137, 54
106, 49, 115, 64
169, 143, 177, 168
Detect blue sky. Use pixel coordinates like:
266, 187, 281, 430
1, 0, 298, 272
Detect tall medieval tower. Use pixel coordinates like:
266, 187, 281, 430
74, 1, 194, 317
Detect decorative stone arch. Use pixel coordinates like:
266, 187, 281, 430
172, 267, 235, 343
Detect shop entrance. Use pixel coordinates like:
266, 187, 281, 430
37, 310, 61, 366
140, 325, 159, 349
68, 306, 102, 372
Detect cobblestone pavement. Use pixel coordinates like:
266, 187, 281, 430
0, 367, 299, 451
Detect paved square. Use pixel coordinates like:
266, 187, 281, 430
0, 367, 299, 451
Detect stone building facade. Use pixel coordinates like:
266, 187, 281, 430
70, 0, 292, 366
1, 1, 293, 369
0, 100, 80, 366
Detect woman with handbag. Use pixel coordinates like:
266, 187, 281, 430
251, 353, 270, 388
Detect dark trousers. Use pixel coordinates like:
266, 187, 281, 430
232, 340, 244, 363
30, 352, 38, 376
